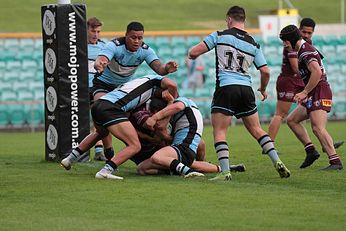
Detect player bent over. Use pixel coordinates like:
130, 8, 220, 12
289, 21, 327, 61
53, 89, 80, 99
128, 103, 246, 174
136, 96, 207, 178
60, 75, 179, 179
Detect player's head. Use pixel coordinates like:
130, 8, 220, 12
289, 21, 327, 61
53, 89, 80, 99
279, 25, 302, 48
125, 21, 144, 52
87, 17, 103, 44
226, 6, 246, 26
299, 18, 315, 41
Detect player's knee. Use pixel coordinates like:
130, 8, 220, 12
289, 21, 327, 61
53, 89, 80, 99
274, 113, 286, 120
150, 154, 161, 165
286, 115, 295, 127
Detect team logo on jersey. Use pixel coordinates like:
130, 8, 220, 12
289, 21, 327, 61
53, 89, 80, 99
314, 100, 320, 107
321, 99, 332, 107
285, 92, 294, 99
306, 97, 313, 109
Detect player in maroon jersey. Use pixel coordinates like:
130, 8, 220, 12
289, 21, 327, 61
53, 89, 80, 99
267, 33, 305, 143
279, 25, 343, 170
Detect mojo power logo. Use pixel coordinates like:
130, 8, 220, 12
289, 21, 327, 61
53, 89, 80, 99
68, 11, 80, 149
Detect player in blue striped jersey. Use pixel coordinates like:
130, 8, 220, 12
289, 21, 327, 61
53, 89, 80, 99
188, 6, 290, 180
60, 75, 178, 179
91, 22, 178, 163
137, 96, 205, 178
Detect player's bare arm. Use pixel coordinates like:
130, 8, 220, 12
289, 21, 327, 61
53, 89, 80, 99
161, 78, 178, 99
188, 42, 208, 59
294, 61, 321, 103
257, 65, 270, 101
150, 60, 178, 75
145, 101, 185, 130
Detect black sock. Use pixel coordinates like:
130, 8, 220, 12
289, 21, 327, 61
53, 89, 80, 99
304, 143, 315, 154
106, 160, 118, 170
104, 147, 114, 160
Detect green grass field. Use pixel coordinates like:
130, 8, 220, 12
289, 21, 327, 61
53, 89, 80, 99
1, 122, 345, 231
0, 0, 345, 32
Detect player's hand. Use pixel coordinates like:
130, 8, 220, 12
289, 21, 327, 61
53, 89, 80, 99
94, 56, 109, 73
294, 90, 308, 103
257, 88, 268, 101
144, 117, 156, 131
165, 61, 179, 73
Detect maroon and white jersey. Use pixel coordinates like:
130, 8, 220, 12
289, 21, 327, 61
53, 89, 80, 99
297, 40, 327, 85
279, 48, 299, 78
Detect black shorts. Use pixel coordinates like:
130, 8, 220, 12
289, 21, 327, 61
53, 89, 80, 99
130, 143, 161, 165
91, 99, 128, 127
172, 143, 195, 167
91, 78, 118, 96
211, 85, 257, 119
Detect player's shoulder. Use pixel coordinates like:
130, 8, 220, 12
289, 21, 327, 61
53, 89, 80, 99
218, 28, 260, 48
111, 37, 126, 46
299, 42, 318, 56
141, 42, 150, 50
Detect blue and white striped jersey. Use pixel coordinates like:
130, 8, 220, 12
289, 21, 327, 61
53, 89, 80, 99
97, 37, 159, 86
100, 75, 164, 112
170, 97, 203, 136
88, 39, 106, 88
203, 27, 267, 87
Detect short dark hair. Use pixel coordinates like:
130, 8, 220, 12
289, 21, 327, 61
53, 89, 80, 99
127, 21, 144, 32
300, 18, 315, 30
87, 17, 103, 28
226, 6, 246, 22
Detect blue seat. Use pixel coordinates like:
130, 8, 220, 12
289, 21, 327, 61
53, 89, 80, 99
19, 38, 35, 51
1, 90, 17, 102
156, 37, 170, 47
186, 36, 201, 47
0, 104, 9, 127
17, 91, 34, 101
8, 104, 26, 126
0, 51, 17, 61
171, 36, 186, 48
265, 36, 281, 46
24, 104, 44, 125
312, 35, 325, 46
13, 81, 28, 92
4, 39, 19, 52
6, 60, 21, 71
323, 35, 340, 46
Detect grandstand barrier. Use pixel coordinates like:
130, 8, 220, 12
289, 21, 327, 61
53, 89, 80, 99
1, 31, 346, 133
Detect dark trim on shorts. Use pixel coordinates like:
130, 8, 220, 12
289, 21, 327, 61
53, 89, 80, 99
172, 144, 195, 167
91, 78, 117, 96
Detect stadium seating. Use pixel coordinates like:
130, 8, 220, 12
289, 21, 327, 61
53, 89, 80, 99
0, 34, 345, 128
8, 104, 26, 126
24, 104, 44, 125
